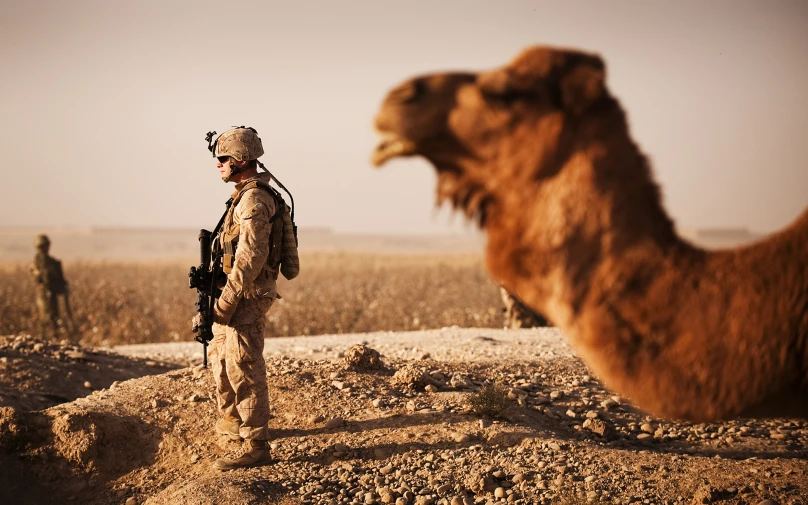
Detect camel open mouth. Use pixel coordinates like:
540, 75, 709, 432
371, 133, 417, 167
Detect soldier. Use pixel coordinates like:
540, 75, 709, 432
205, 127, 282, 471
30, 234, 71, 339
501, 287, 550, 328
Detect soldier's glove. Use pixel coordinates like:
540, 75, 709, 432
191, 313, 204, 333
212, 297, 237, 326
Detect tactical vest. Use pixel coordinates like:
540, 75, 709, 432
218, 180, 300, 280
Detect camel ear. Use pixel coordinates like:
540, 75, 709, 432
560, 61, 605, 115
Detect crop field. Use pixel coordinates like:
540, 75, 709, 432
0, 252, 504, 346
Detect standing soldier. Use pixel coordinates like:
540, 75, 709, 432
30, 234, 71, 339
203, 126, 296, 471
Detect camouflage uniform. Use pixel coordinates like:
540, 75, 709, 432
210, 171, 279, 442
30, 235, 68, 338
501, 287, 550, 328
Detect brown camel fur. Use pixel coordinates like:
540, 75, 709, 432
371, 46, 808, 421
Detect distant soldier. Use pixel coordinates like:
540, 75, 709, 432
29, 234, 72, 338
501, 287, 550, 328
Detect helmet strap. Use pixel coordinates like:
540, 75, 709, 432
221, 160, 249, 183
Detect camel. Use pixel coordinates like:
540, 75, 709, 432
371, 46, 808, 421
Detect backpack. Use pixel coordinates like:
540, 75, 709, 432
222, 178, 299, 280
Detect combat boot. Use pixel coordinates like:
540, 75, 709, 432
213, 439, 271, 471
215, 418, 242, 441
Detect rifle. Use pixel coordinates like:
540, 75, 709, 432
188, 199, 232, 367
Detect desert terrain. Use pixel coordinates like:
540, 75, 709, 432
0, 228, 803, 505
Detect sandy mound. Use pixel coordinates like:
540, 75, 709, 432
1, 338, 806, 505
0, 334, 178, 411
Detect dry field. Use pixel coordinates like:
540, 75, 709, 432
0, 252, 504, 347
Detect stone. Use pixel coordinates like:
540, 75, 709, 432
83, 381, 93, 390
640, 423, 654, 434
380, 464, 394, 475
582, 418, 611, 437
425, 384, 438, 393
494, 488, 506, 499
325, 417, 344, 429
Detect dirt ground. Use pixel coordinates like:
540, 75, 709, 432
1, 330, 806, 505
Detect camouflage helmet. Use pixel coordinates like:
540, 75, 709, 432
213, 127, 264, 162
35, 234, 50, 249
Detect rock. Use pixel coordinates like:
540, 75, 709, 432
549, 391, 564, 401
425, 384, 438, 393
32, 343, 45, 352
494, 487, 506, 499
380, 464, 394, 475
325, 417, 344, 429
451, 497, 464, 505
372, 399, 385, 408
755, 501, 778, 505
395, 498, 406, 505
450, 375, 472, 389
565, 410, 576, 418
600, 398, 618, 410
191, 454, 200, 463
332, 380, 346, 390
585, 410, 599, 419
83, 381, 93, 390
512, 474, 525, 483
125, 498, 137, 505
309, 414, 325, 424
452, 432, 472, 443
345, 344, 385, 371
436, 483, 451, 495
394, 365, 428, 389
582, 418, 611, 437
692, 486, 719, 504
640, 423, 654, 434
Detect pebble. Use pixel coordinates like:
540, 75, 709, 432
549, 391, 564, 401
425, 384, 438, 393
494, 487, 506, 498
640, 423, 654, 434
372, 399, 385, 408
125, 498, 136, 505
83, 381, 93, 390
325, 417, 344, 429
380, 464, 394, 475
191, 454, 200, 463
309, 414, 325, 424
33, 343, 45, 352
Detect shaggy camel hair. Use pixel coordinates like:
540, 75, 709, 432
372, 46, 808, 421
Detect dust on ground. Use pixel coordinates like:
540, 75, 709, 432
1, 329, 806, 505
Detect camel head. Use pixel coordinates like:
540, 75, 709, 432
372, 46, 611, 228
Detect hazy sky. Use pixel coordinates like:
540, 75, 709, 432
2, 0, 806, 235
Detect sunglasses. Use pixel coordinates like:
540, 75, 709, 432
217, 156, 230, 164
